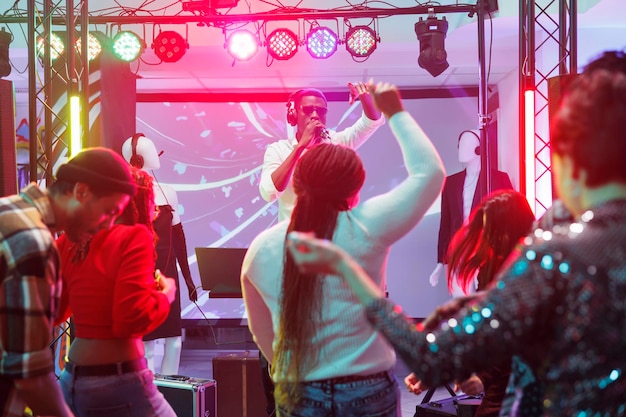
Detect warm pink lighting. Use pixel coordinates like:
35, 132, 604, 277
524, 89, 536, 215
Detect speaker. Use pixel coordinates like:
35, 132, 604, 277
129, 132, 145, 169
458, 130, 481, 156
0, 79, 17, 196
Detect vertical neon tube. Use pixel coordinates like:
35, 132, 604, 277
524, 89, 536, 215
70, 95, 82, 157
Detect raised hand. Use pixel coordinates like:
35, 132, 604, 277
369, 81, 404, 119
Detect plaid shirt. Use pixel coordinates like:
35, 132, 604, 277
0, 184, 60, 414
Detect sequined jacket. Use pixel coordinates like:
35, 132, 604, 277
367, 199, 626, 416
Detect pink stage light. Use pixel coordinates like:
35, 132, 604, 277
226, 30, 259, 61
266, 29, 298, 60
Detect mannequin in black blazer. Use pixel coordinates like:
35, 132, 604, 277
430, 130, 513, 291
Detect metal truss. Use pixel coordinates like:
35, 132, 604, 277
25, 0, 89, 185
520, 0, 577, 217
6, 1, 498, 185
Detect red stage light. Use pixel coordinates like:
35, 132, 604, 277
266, 29, 298, 61
152, 31, 188, 63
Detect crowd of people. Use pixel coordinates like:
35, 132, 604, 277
1, 49, 625, 417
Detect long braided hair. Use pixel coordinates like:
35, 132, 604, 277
273, 143, 365, 411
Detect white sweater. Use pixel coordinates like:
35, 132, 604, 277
241, 111, 445, 382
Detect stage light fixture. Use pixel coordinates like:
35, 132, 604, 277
266, 28, 298, 61
36, 32, 65, 61
226, 30, 259, 61
414, 16, 449, 77
112, 31, 145, 62
152, 30, 188, 63
0, 27, 13, 78
306, 26, 338, 59
345, 26, 377, 58
75, 32, 103, 61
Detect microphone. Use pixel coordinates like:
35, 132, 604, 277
316, 127, 331, 143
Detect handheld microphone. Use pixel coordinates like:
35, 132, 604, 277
316, 127, 331, 143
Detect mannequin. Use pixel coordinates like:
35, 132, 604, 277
430, 130, 513, 292
122, 134, 198, 375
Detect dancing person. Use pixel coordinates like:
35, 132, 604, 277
285, 50, 626, 417
56, 166, 178, 416
406, 190, 535, 417
430, 129, 513, 290
242, 81, 445, 416
0, 147, 137, 417
259, 81, 385, 222
257, 81, 385, 414
122, 134, 198, 376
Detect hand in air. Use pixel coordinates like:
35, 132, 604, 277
368, 81, 404, 119
286, 231, 346, 275
348, 81, 373, 105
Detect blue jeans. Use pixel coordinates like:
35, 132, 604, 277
59, 367, 176, 417
277, 369, 400, 417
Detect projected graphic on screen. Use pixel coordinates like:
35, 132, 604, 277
135, 95, 480, 320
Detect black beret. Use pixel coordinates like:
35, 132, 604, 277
56, 147, 137, 196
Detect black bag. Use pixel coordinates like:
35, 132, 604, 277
414, 384, 482, 417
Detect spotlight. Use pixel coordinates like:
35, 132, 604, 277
345, 26, 377, 58
414, 16, 449, 77
0, 27, 12, 77
306, 26, 338, 59
152, 30, 188, 63
75, 32, 104, 62
226, 30, 259, 61
266, 29, 298, 61
112, 31, 145, 62
36, 32, 65, 61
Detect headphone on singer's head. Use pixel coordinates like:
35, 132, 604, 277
286, 90, 302, 127
457, 130, 481, 156
130, 133, 146, 169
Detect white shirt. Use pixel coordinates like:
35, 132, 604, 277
242, 111, 445, 382
259, 112, 385, 222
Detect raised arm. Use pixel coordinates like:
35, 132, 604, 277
352, 82, 446, 245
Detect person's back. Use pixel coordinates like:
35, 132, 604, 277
243, 81, 445, 416
508, 201, 626, 413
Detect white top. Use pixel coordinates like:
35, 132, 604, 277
462, 161, 480, 221
259, 112, 385, 222
242, 111, 445, 382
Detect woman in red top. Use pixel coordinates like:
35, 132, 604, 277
56, 167, 178, 416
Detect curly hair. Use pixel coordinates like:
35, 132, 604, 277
273, 143, 365, 411
551, 50, 626, 187
446, 190, 535, 294
117, 167, 158, 260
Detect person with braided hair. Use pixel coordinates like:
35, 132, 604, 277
242, 81, 445, 416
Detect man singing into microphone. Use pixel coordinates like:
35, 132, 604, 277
259, 81, 384, 222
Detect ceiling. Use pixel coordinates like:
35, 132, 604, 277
2, 0, 625, 96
